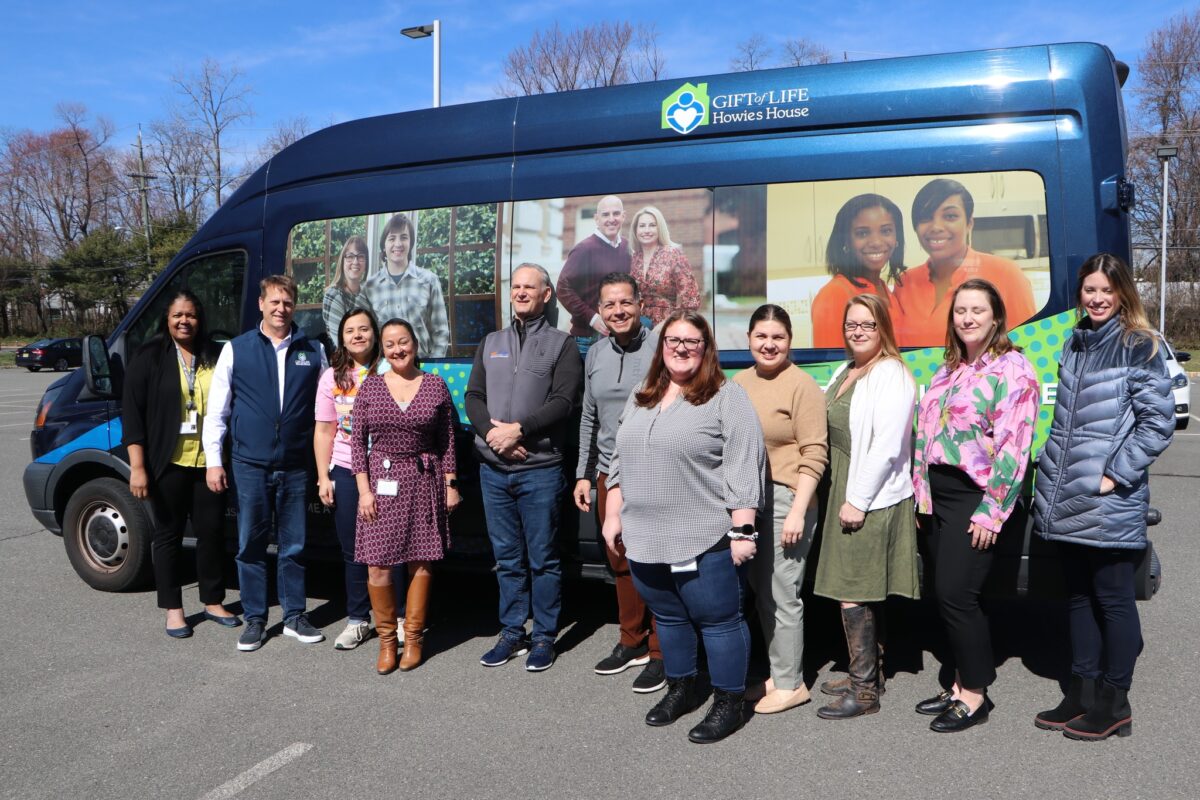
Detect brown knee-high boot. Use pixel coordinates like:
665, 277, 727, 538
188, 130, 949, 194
368, 583, 398, 675
817, 605, 880, 719
399, 571, 431, 671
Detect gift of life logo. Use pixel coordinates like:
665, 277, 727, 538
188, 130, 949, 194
662, 83, 709, 135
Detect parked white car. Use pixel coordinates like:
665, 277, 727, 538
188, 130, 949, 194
1162, 339, 1191, 430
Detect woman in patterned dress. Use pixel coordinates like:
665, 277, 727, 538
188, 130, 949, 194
628, 206, 702, 327
911, 278, 1039, 732
353, 318, 459, 674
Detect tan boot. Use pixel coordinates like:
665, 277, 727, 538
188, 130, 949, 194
368, 583, 398, 675
399, 571, 431, 671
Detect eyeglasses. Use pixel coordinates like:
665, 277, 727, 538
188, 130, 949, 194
344, 253, 367, 262
843, 321, 878, 332
664, 336, 705, 352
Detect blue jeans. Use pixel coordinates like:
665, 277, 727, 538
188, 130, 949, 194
479, 464, 565, 643
1061, 542, 1142, 689
629, 548, 750, 693
575, 335, 596, 359
232, 461, 309, 625
330, 466, 370, 623
330, 466, 407, 622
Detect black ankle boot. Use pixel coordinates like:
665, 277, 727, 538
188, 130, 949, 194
1034, 675, 1097, 730
645, 674, 708, 727
687, 689, 745, 743
1063, 682, 1132, 741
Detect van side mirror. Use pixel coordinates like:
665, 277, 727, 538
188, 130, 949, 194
81, 335, 116, 398
1177, 350, 1191, 364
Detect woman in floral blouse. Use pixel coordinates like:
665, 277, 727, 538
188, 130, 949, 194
912, 278, 1039, 733
629, 206, 702, 326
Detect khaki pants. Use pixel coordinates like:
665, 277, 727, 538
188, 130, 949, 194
748, 483, 816, 691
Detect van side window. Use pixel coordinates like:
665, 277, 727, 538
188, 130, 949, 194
125, 251, 247, 353
287, 205, 501, 359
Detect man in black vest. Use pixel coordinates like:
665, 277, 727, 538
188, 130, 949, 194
203, 275, 327, 652
466, 263, 582, 672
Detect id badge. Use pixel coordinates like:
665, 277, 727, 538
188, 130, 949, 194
179, 410, 198, 435
670, 558, 698, 573
376, 480, 399, 497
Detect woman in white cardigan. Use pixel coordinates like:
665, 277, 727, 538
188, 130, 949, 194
813, 293, 920, 720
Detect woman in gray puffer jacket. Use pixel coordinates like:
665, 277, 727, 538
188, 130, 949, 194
1032, 253, 1175, 742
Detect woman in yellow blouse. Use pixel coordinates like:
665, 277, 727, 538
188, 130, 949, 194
122, 291, 240, 637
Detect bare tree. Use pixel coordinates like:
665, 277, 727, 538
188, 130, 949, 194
634, 23, 667, 82
171, 58, 254, 207
780, 37, 834, 67
730, 35, 772, 72
254, 115, 313, 165
146, 114, 211, 225
498, 21, 668, 96
3, 105, 119, 252
1129, 9, 1200, 342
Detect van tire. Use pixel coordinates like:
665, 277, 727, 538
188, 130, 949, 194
63, 477, 153, 592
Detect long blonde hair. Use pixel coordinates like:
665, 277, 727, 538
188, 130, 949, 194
1076, 253, 1159, 357
628, 206, 677, 254
843, 293, 903, 363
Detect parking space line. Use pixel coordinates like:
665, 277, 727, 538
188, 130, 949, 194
196, 743, 313, 800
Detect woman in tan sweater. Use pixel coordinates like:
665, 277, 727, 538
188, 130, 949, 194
734, 304, 829, 714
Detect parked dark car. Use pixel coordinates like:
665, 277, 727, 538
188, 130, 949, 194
15, 338, 83, 372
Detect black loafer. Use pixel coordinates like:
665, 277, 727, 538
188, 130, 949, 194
930, 699, 990, 733
203, 611, 243, 628
915, 689, 954, 716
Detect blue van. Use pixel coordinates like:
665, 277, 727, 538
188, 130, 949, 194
24, 42, 1158, 597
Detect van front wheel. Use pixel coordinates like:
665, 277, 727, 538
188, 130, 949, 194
63, 477, 153, 592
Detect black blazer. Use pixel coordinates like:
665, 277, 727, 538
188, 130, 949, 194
121, 337, 216, 481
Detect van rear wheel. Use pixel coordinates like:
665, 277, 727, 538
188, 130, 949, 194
63, 477, 153, 592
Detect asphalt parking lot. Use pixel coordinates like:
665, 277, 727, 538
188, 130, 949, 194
1, 368, 1197, 800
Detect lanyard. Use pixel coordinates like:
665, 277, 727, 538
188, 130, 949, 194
176, 346, 198, 411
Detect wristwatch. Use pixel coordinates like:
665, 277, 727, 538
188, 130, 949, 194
445, 479, 459, 489
728, 524, 758, 542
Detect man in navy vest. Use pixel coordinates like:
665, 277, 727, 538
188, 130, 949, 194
203, 275, 328, 652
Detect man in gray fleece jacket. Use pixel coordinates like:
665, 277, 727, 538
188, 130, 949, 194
572, 273, 664, 692
465, 263, 582, 672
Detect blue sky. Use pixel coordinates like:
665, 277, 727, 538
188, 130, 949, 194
0, 0, 1192, 161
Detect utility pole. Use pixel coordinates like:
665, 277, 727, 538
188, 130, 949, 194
1156, 146, 1177, 334
128, 126, 156, 267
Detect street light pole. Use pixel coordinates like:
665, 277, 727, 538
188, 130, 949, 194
1157, 146, 1177, 334
401, 19, 441, 108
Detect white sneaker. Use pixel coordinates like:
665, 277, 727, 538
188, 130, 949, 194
334, 620, 372, 650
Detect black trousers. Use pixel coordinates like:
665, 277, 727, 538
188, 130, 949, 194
1061, 542, 1142, 690
927, 465, 996, 689
147, 464, 227, 609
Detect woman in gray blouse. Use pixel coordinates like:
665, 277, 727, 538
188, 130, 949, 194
602, 310, 766, 744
